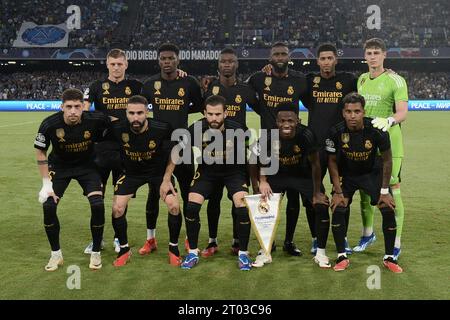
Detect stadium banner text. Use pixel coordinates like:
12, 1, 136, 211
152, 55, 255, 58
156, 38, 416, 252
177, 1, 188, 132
1, 101, 449, 111
1, 47, 450, 60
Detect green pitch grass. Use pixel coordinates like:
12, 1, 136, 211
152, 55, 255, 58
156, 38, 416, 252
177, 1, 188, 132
0, 111, 448, 300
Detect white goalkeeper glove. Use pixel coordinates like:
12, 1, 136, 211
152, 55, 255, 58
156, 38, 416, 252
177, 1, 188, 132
38, 177, 54, 203
371, 117, 396, 132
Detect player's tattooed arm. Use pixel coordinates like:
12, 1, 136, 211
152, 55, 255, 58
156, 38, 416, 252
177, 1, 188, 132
328, 154, 345, 211
378, 148, 395, 210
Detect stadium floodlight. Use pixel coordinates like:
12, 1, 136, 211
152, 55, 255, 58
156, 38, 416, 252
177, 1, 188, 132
8, 61, 16, 64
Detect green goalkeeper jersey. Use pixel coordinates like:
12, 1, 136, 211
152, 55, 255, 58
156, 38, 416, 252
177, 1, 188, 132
357, 71, 408, 157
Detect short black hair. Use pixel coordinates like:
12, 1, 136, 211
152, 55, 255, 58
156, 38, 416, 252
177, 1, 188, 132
276, 102, 298, 114
317, 43, 337, 56
342, 92, 365, 108
364, 38, 387, 52
220, 47, 237, 56
204, 95, 226, 111
271, 41, 288, 49
158, 43, 180, 56
128, 95, 148, 106
62, 88, 83, 103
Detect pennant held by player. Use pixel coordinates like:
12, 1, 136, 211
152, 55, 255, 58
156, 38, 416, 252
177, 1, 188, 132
244, 193, 282, 255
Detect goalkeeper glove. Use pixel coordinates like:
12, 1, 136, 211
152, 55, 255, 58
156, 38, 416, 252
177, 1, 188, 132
371, 117, 396, 132
38, 177, 54, 203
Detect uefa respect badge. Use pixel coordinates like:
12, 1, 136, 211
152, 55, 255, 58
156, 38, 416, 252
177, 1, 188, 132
244, 193, 282, 255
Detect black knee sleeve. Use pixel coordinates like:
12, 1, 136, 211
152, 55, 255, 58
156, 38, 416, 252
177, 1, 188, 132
145, 188, 160, 229
89, 195, 105, 226
285, 190, 300, 243
168, 212, 182, 244
235, 207, 251, 251
43, 198, 60, 251
314, 204, 329, 249
112, 215, 128, 246
305, 200, 317, 238
380, 206, 396, 255
332, 206, 347, 254
185, 202, 201, 250
89, 195, 105, 252
207, 194, 221, 239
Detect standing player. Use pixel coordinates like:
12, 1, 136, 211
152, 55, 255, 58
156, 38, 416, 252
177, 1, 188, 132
201, 47, 259, 257
140, 43, 204, 256
35, 89, 110, 271
263, 43, 356, 255
256, 104, 330, 268
326, 92, 402, 273
160, 95, 253, 270
247, 42, 308, 256
83, 48, 142, 254
355, 38, 408, 260
303, 43, 357, 255
110, 95, 183, 267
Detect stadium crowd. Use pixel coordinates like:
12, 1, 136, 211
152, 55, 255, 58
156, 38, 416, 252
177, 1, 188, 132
0, 0, 125, 48
0, 0, 448, 49
1, 70, 448, 100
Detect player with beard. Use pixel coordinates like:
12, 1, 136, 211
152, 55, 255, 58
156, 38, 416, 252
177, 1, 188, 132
247, 42, 308, 256
201, 47, 259, 257
109, 95, 183, 267
160, 95, 253, 270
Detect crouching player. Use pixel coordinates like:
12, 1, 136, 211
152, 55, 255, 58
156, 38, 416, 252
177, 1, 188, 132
326, 92, 402, 273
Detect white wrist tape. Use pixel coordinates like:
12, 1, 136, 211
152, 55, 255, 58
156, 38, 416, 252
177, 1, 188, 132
39, 177, 54, 203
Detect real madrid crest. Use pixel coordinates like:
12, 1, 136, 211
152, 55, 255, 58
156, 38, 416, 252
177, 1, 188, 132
287, 86, 294, 95
336, 82, 342, 90
341, 133, 350, 144
212, 86, 220, 95
258, 199, 270, 214
56, 128, 65, 142
149, 140, 156, 149
178, 88, 185, 97
125, 86, 132, 95
154, 81, 161, 95
84, 131, 91, 140
365, 140, 372, 149
264, 77, 272, 91
102, 82, 110, 95
313, 76, 321, 88
235, 95, 242, 104
293, 145, 301, 153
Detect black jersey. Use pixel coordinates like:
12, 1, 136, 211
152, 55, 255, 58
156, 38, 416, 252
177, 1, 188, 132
34, 111, 110, 169
258, 124, 319, 178
247, 69, 308, 129
304, 72, 357, 146
141, 74, 203, 132
204, 79, 259, 126
325, 117, 391, 176
111, 118, 173, 176
184, 118, 248, 174
84, 78, 143, 120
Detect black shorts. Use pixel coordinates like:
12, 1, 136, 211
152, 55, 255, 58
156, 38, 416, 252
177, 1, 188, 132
114, 174, 175, 196
94, 140, 122, 170
189, 169, 249, 199
268, 174, 324, 203
342, 168, 386, 205
48, 167, 102, 198
208, 168, 250, 201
